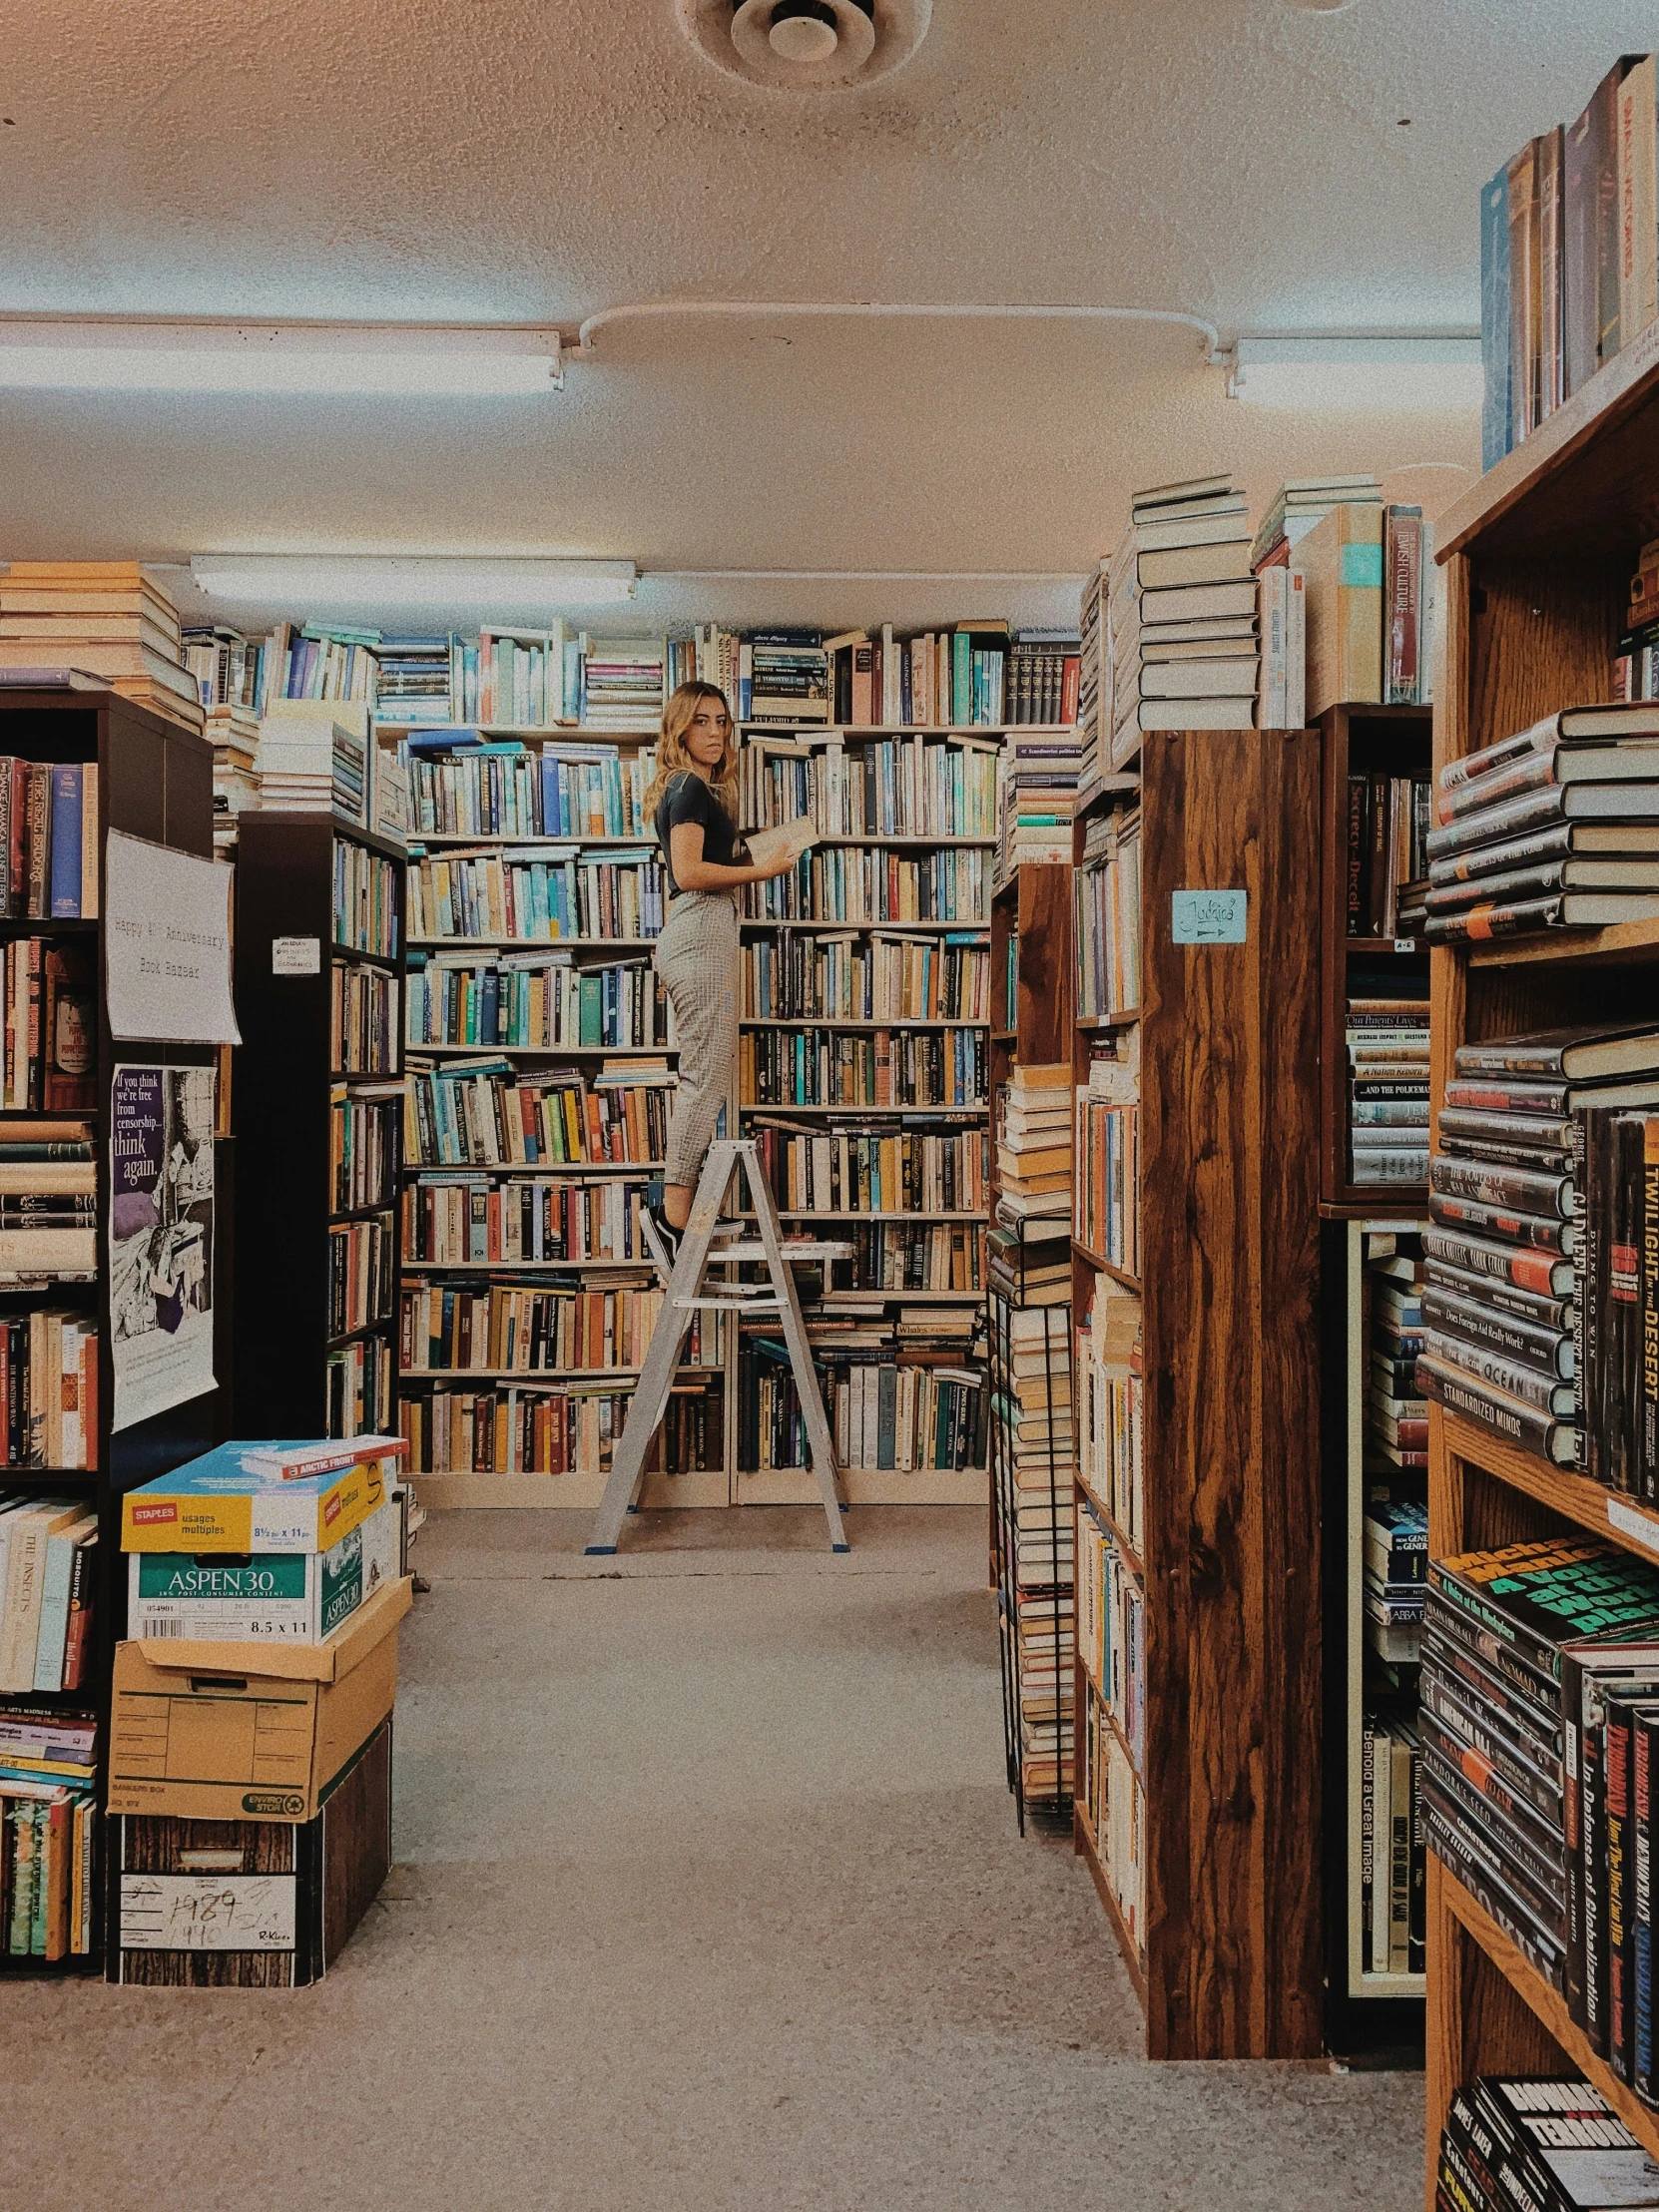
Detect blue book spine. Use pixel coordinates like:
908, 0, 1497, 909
1481, 163, 1513, 472
49, 765, 82, 918
479, 969, 499, 1047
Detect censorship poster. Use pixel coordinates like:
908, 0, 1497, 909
109, 1064, 216, 1432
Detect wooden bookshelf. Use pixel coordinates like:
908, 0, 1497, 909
1317, 703, 1431, 1217
0, 685, 223, 1977
1424, 335, 1659, 2206
1070, 729, 1325, 2058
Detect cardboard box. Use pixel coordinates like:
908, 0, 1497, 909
122, 1437, 404, 1555
105, 1574, 410, 1822
127, 1495, 401, 1645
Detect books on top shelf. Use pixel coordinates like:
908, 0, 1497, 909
208, 702, 260, 852
371, 635, 456, 726
1481, 52, 1658, 470
819, 623, 1010, 729
739, 728, 999, 838
1301, 502, 1435, 719
1108, 474, 1260, 761
0, 758, 99, 921
1424, 703, 1659, 941
0, 563, 203, 736
0, 1703, 97, 1958
405, 735, 656, 840
1074, 805, 1141, 1018
183, 625, 266, 713
1437, 2077, 1659, 2212
258, 705, 370, 826
1348, 980, 1429, 1187
745, 630, 830, 724
0, 1501, 98, 1694
578, 637, 667, 730
1249, 475, 1382, 573
1006, 633, 1080, 728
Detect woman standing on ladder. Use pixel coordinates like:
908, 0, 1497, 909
643, 681, 795, 1262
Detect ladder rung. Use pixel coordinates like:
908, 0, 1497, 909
676, 1297, 782, 1312
712, 1240, 854, 1262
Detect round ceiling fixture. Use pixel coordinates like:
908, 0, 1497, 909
676, 0, 929, 90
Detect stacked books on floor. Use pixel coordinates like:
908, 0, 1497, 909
0, 1495, 98, 1692
0, 1703, 96, 1958
1424, 703, 1659, 943
995, 725, 1084, 880
1108, 473, 1259, 764
109, 1437, 414, 1986
1480, 51, 1659, 468
208, 702, 261, 853
258, 705, 372, 827
1438, 2077, 1659, 2212
1348, 980, 1429, 1187
0, 563, 203, 735
992, 1296, 1075, 1808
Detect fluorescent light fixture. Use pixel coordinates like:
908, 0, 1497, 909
189, 555, 637, 608
0, 319, 563, 394
1229, 334, 1481, 410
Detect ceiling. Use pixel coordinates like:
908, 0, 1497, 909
0, 0, 1651, 637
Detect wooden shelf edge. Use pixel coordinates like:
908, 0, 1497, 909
1437, 1408, 1659, 1561
1070, 1244, 1140, 1295
1436, 1857, 1659, 2160
1467, 915, 1659, 971
1075, 1465, 1146, 1581
1074, 1803, 1149, 2011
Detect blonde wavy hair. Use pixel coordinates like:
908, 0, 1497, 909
643, 680, 740, 822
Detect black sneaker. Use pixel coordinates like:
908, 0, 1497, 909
643, 1202, 683, 1277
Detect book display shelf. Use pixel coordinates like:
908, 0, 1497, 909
233, 811, 407, 1444
986, 860, 1074, 1824
0, 685, 223, 1976
1424, 323, 1659, 2194
1070, 728, 1326, 2057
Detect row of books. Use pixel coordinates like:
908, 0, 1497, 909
0, 1155, 96, 1280
742, 934, 989, 1024
1348, 988, 1429, 1188
405, 953, 671, 1053
1481, 53, 1659, 468
406, 848, 667, 944
1362, 1712, 1424, 1975
1436, 2076, 1658, 2212
738, 1028, 987, 1110
996, 1060, 1070, 1228
404, 737, 656, 839
759, 1354, 984, 1473
1076, 1492, 1144, 1770
1077, 1270, 1143, 1559
326, 1336, 392, 1437
1079, 1668, 1144, 1948
331, 965, 399, 1077
813, 1221, 985, 1296
0, 1307, 100, 1469
1108, 474, 1260, 756
739, 731, 1000, 838
0, 562, 202, 735
996, 724, 1084, 876
740, 845, 988, 926
1363, 1246, 1427, 1663
1423, 704, 1659, 943
1074, 807, 1142, 1019
1300, 502, 1433, 718
398, 1278, 723, 1376
0, 759, 99, 919
403, 1057, 676, 1169
1345, 773, 1432, 939
0, 1705, 96, 1958
401, 1174, 656, 1268
1, 946, 95, 1114
333, 838, 399, 958
396, 1382, 717, 1477
747, 1119, 988, 1218
327, 1216, 395, 1338
992, 1298, 1075, 1805
814, 625, 1017, 730
257, 708, 377, 827
329, 1082, 400, 1216
1074, 1040, 1139, 1276
0, 1498, 97, 1693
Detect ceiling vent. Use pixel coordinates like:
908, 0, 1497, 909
676, 0, 931, 91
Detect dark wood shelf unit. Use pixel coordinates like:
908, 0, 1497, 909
0, 686, 223, 1977
1070, 727, 1324, 2058
1317, 702, 1432, 1214
1425, 336, 1659, 2205
233, 811, 404, 1441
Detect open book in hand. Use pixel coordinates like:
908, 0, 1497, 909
744, 818, 820, 871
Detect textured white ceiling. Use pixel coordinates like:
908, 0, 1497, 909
0, 0, 1649, 632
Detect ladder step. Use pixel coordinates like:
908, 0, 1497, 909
713, 1239, 854, 1262
676, 1298, 782, 1313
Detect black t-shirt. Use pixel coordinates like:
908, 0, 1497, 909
656, 771, 739, 895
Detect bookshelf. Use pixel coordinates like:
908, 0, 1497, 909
1318, 704, 1433, 1216
0, 683, 223, 1976
233, 812, 406, 1444
1423, 324, 1659, 2194
1069, 729, 1326, 2058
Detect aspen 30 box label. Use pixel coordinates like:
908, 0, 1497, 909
1171, 889, 1248, 943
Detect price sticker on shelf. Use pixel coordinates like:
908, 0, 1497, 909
1392, 937, 1417, 954
1609, 1497, 1659, 1559
1171, 889, 1248, 944
272, 936, 321, 976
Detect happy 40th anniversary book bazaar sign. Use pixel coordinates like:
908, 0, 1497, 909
104, 830, 241, 1046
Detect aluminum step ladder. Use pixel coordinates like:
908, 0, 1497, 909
583, 1137, 852, 1554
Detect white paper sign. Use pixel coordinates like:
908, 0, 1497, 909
273, 935, 321, 976
120, 1873, 296, 1952
109, 1064, 217, 1432
1608, 1497, 1659, 1559
105, 830, 241, 1044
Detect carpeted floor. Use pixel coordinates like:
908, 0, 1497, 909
0, 1505, 1425, 2210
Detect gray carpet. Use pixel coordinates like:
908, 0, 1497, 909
0, 1505, 1425, 2210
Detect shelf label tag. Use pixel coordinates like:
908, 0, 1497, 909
1609, 1497, 1659, 1558
1171, 889, 1247, 944
1392, 937, 1417, 954
273, 935, 321, 976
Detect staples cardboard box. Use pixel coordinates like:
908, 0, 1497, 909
106, 1575, 411, 1822
121, 1438, 406, 1555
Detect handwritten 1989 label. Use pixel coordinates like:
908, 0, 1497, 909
1171, 889, 1248, 944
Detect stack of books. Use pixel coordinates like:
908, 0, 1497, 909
1108, 473, 1259, 764
182, 624, 266, 714
0, 562, 203, 735
208, 702, 261, 853
1249, 475, 1382, 573
0, 1702, 97, 1957
995, 1061, 1071, 1235
1076, 563, 1109, 793
268, 625, 378, 707
1424, 704, 1659, 943
994, 1299, 1075, 1804
579, 638, 666, 730
1347, 984, 1430, 1186
0, 1498, 98, 1693
744, 631, 830, 723
995, 726, 1084, 878
258, 705, 370, 825
1438, 2078, 1659, 2212
987, 1221, 1069, 1310
371, 636, 455, 726
0, 1121, 96, 1275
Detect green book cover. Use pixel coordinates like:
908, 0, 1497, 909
1432, 1537, 1659, 1676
